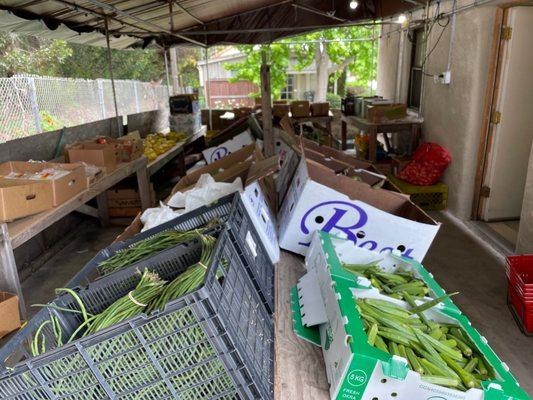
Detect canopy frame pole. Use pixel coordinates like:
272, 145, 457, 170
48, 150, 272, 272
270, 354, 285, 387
104, 16, 121, 136
204, 47, 212, 130
164, 47, 171, 98
261, 48, 274, 157
84, 0, 205, 46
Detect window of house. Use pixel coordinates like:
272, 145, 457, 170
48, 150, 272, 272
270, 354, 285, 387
408, 28, 425, 109
280, 75, 294, 100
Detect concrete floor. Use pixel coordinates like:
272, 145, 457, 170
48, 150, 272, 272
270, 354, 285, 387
21, 221, 123, 318
424, 212, 533, 394
18, 212, 533, 395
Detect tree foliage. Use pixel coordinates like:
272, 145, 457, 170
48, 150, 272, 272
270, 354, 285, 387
174, 47, 200, 88
58, 44, 164, 81
224, 44, 289, 98
0, 32, 164, 81
222, 26, 377, 100
0, 33, 72, 77
292, 26, 376, 88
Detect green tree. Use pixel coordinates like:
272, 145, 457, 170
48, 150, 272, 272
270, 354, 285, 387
222, 27, 376, 102
292, 27, 376, 101
0, 33, 72, 77
224, 44, 290, 98
0, 32, 164, 82
174, 46, 200, 88
58, 44, 164, 81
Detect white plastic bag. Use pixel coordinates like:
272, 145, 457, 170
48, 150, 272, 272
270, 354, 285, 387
167, 174, 243, 211
140, 202, 182, 232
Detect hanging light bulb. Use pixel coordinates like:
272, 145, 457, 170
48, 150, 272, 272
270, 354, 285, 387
397, 14, 407, 24
349, 1, 359, 10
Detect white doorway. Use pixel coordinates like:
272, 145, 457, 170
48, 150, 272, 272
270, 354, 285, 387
475, 6, 533, 248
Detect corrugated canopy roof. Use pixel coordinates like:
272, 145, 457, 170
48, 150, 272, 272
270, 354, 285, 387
0, 0, 420, 49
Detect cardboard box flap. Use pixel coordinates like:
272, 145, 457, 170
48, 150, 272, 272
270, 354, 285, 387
343, 168, 384, 188
306, 161, 437, 225
279, 117, 300, 148
303, 148, 351, 174
245, 156, 280, 186
171, 143, 261, 194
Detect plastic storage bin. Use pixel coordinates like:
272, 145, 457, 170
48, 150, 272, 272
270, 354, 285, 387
388, 175, 448, 211
506, 255, 533, 335
0, 229, 274, 399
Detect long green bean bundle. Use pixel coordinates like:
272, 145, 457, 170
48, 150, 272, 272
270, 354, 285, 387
99, 230, 203, 275
69, 270, 166, 340
148, 235, 217, 312
30, 233, 217, 357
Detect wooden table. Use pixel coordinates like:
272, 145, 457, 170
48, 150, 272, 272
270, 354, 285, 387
0, 156, 151, 318
340, 113, 423, 162
147, 126, 206, 176
290, 113, 334, 147
275, 251, 329, 399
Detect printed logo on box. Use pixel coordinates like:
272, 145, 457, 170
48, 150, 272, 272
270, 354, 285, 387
299, 200, 415, 259
347, 370, 367, 387
210, 147, 229, 162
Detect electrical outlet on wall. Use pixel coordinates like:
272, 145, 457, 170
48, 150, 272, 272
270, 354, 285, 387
439, 70, 451, 85
432, 71, 451, 85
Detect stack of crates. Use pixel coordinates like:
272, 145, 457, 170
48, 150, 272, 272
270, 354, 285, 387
506, 255, 533, 335
0, 193, 275, 399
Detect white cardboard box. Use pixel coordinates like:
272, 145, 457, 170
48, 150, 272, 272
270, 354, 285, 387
202, 130, 254, 164
278, 156, 440, 261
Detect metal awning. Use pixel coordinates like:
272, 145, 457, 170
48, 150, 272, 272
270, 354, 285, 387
0, 0, 420, 49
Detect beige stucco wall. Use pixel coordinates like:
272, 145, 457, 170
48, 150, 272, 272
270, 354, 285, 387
517, 145, 533, 252
377, 1, 498, 220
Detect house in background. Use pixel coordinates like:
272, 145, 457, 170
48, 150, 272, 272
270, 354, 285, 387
197, 46, 326, 108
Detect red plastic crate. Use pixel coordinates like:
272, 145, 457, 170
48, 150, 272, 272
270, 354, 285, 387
513, 283, 533, 300
508, 284, 533, 335
506, 255, 533, 297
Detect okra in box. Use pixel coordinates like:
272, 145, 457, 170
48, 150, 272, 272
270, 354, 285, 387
314, 231, 461, 314
292, 231, 530, 400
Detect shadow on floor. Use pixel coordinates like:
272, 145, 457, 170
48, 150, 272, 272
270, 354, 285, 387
21, 220, 124, 319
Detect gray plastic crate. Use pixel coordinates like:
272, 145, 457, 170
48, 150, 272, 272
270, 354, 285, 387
66, 194, 236, 289
67, 192, 275, 314
225, 198, 274, 314
0, 229, 274, 400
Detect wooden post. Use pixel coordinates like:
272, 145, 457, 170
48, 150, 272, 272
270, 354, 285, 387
261, 50, 275, 157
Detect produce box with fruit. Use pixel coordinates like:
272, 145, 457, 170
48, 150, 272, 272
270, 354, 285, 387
291, 231, 530, 400
143, 131, 187, 161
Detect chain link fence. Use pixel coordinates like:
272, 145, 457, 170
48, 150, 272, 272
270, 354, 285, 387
0, 75, 171, 143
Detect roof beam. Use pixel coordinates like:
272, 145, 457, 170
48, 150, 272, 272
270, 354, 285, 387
51, 0, 155, 36
177, 20, 387, 36
174, 1, 204, 25
403, 0, 428, 5
292, 3, 348, 23
83, 0, 206, 47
